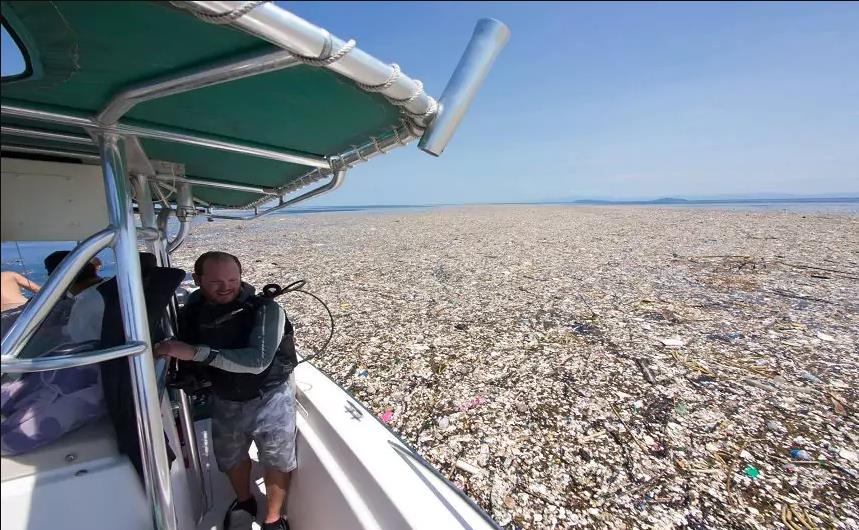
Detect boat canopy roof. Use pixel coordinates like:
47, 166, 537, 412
1, 1, 436, 208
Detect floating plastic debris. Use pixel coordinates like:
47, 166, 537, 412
800, 371, 823, 384
172, 205, 859, 528
839, 449, 858, 462
744, 466, 760, 478
790, 449, 812, 461
458, 395, 488, 412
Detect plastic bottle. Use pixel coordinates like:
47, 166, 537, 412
790, 449, 812, 461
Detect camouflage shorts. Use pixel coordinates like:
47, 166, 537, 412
211, 375, 296, 473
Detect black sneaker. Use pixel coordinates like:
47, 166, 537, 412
223, 498, 257, 530
261, 517, 290, 530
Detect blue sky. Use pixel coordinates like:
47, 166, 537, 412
3, 2, 858, 204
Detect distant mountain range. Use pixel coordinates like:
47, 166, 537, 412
543, 192, 859, 205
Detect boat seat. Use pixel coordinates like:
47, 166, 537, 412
0, 416, 118, 482
0, 416, 151, 530
96, 258, 185, 479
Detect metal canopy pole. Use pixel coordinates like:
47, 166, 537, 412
189, 1, 438, 127
140, 176, 207, 522
133, 174, 159, 246
211, 122, 414, 217
1, 105, 330, 169
98, 50, 299, 126
207, 169, 345, 220
177, 388, 209, 521
2, 343, 147, 373
98, 133, 177, 530
152, 174, 278, 196
1, 125, 96, 146
121, 123, 329, 168
0, 144, 101, 162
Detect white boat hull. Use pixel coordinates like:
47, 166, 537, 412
197, 359, 499, 530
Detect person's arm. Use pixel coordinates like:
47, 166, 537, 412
197, 300, 285, 374
14, 272, 40, 295
159, 300, 286, 374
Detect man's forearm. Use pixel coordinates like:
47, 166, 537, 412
192, 344, 270, 374
192, 301, 286, 374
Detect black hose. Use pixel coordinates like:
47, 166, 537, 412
261, 281, 335, 365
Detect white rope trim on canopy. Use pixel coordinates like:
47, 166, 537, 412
170, 1, 437, 132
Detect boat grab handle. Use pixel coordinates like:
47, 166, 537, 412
1, 342, 147, 374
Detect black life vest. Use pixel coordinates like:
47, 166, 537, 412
179, 286, 297, 402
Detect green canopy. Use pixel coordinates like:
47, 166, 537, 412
1, 1, 408, 207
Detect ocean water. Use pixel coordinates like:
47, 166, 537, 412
1, 241, 116, 288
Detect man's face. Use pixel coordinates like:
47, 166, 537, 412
194, 258, 241, 305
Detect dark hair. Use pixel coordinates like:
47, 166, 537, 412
44, 250, 98, 283
44, 251, 70, 276
194, 251, 242, 276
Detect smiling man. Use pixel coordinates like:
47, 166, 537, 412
156, 251, 297, 530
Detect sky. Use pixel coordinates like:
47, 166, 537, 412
3, 2, 858, 204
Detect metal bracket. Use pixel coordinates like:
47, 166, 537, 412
151, 160, 186, 179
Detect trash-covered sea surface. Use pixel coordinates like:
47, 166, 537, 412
173, 205, 859, 529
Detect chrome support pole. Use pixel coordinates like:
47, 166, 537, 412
149, 186, 206, 521
166, 220, 191, 255
121, 124, 329, 168
418, 18, 510, 156
207, 169, 345, 220
98, 50, 299, 126
177, 389, 209, 521
1, 229, 115, 359
134, 174, 159, 245
154, 208, 179, 335
1, 104, 330, 169
130, 170, 173, 333
1, 105, 92, 128
2, 342, 147, 373
135, 174, 175, 357
175, 182, 196, 222
0, 145, 101, 162
1, 125, 95, 146
125, 137, 158, 181
166, 182, 194, 253
209, 121, 413, 218
137, 227, 161, 241
332, 126, 416, 170
152, 174, 278, 196
98, 133, 177, 530
191, 1, 438, 127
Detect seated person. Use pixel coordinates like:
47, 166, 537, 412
15, 252, 104, 358
1, 254, 108, 455
44, 251, 104, 296
64, 254, 112, 344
